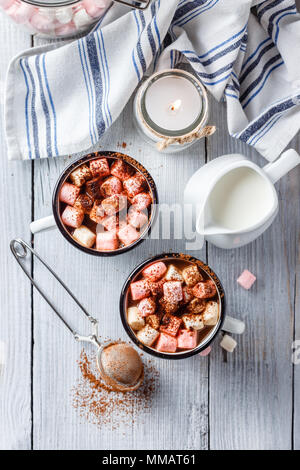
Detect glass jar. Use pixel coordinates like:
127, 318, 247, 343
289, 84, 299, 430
0, 0, 150, 39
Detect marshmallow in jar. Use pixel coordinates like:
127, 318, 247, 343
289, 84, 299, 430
133, 69, 209, 153
0, 0, 112, 38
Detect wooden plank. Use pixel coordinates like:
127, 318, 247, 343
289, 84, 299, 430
208, 99, 299, 450
31, 62, 209, 448
0, 17, 32, 449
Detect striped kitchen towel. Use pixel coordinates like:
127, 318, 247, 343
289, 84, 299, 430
5, 0, 300, 161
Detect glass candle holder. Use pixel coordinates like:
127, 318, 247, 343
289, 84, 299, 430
133, 69, 209, 154
0, 0, 150, 39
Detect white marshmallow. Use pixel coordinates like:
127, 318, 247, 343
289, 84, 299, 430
127, 306, 145, 331
72, 225, 96, 248
220, 334, 237, 353
164, 264, 183, 282
56, 7, 74, 25
202, 301, 219, 326
137, 325, 159, 347
73, 8, 93, 29
182, 314, 204, 331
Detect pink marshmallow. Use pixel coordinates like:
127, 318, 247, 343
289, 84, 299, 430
83, 0, 105, 19
118, 224, 140, 246
100, 176, 122, 197
96, 231, 119, 251
6, 2, 35, 23
163, 281, 183, 303
199, 346, 212, 357
127, 206, 148, 229
0, 0, 14, 11
132, 192, 152, 211
237, 269, 256, 290
177, 329, 198, 350
55, 21, 77, 37
142, 261, 167, 282
59, 182, 80, 206
90, 157, 110, 178
61, 205, 84, 229
156, 333, 177, 353
130, 280, 151, 301
30, 12, 56, 33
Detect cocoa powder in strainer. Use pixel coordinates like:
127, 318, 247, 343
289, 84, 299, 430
71, 348, 159, 429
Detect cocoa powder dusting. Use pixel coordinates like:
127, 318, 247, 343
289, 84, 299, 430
71, 349, 159, 429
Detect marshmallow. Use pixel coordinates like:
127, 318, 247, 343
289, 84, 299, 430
156, 333, 177, 353
146, 314, 160, 330
182, 314, 204, 331
220, 334, 237, 353
96, 231, 119, 251
59, 182, 80, 206
127, 206, 148, 229
199, 346, 212, 357
237, 269, 256, 290
160, 314, 182, 337
111, 159, 134, 181
182, 286, 194, 304
127, 306, 145, 331
55, 7, 74, 25
186, 297, 206, 314
73, 8, 93, 29
90, 157, 110, 178
177, 329, 198, 349
118, 223, 140, 246
89, 200, 105, 223
83, 1, 105, 19
100, 214, 118, 233
149, 279, 166, 296
86, 178, 102, 201
61, 205, 84, 228
30, 12, 56, 34
6, 2, 35, 23
202, 301, 219, 326
55, 21, 77, 37
222, 316, 245, 335
100, 176, 122, 197
142, 261, 167, 281
69, 164, 92, 187
137, 324, 159, 347
72, 225, 96, 248
182, 265, 203, 287
0, 0, 14, 10
163, 281, 183, 303
138, 297, 156, 317
130, 279, 151, 301
193, 280, 217, 299
74, 194, 93, 214
123, 173, 146, 197
159, 297, 179, 315
164, 264, 183, 282
131, 192, 152, 211
102, 194, 128, 215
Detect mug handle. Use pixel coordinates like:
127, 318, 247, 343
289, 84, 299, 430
222, 316, 245, 335
263, 149, 300, 184
30, 215, 56, 234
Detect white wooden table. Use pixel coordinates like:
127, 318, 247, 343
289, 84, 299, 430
0, 9, 299, 451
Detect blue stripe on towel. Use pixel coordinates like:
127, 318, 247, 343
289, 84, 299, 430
274, 10, 297, 43
240, 54, 281, 102
241, 38, 271, 71
267, 4, 296, 37
147, 2, 157, 59
177, 0, 219, 27
99, 30, 112, 125
257, 0, 285, 21
35, 55, 52, 158
20, 59, 32, 160
42, 55, 58, 156
24, 58, 40, 159
173, 0, 208, 23
78, 41, 96, 145
134, 10, 147, 73
242, 60, 284, 109
239, 97, 295, 142
174, 0, 218, 27
86, 35, 105, 138
153, 0, 161, 70
240, 42, 275, 83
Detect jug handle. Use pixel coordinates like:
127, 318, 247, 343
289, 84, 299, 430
263, 149, 300, 184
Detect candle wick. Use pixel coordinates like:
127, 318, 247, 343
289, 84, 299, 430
169, 99, 182, 112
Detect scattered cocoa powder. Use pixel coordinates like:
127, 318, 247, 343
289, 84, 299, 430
71, 348, 159, 429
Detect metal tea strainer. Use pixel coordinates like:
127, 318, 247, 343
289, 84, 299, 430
10, 239, 144, 392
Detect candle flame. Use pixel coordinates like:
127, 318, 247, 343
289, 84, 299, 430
169, 99, 182, 112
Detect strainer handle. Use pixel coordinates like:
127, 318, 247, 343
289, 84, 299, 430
10, 238, 98, 338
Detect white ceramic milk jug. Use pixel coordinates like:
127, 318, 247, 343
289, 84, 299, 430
184, 149, 300, 249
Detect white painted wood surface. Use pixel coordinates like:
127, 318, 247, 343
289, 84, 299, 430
0, 7, 299, 450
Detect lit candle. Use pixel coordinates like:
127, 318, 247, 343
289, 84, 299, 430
133, 69, 209, 153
